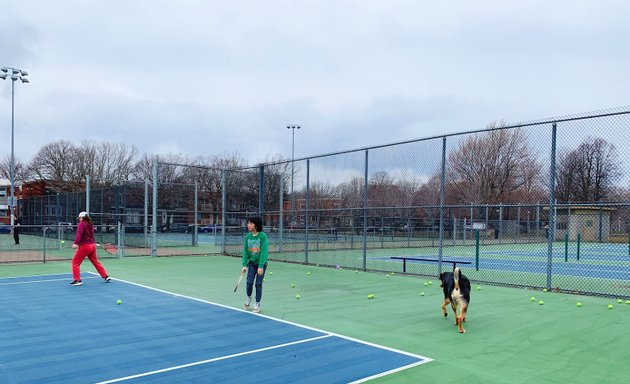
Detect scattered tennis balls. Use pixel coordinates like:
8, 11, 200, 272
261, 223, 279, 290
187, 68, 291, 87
116, 299, 122, 305
530, 296, 536, 302
538, 300, 544, 305
269, 271, 273, 276
576, 302, 582, 307
60, 240, 65, 244
428, 281, 432, 285
626, 300, 630, 305
423, 282, 428, 286
295, 294, 301, 299
476, 286, 481, 290
608, 304, 614, 309
291, 283, 296, 288
355, 270, 359, 273
307, 272, 311, 276
617, 299, 623, 304
542, 288, 548, 292
420, 292, 425, 296
367, 293, 375, 299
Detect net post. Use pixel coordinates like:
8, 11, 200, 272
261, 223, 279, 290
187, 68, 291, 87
576, 233, 581, 261
475, 230, 480, 271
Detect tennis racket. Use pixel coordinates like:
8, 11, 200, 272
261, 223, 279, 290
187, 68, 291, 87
99, 243, 118, 255
233, 270, 245, 292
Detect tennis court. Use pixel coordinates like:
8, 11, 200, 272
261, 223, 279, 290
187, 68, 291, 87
1, 255, 629, 383
0, 272, 428, 384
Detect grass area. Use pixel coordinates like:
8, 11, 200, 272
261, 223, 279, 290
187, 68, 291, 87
1, 255, 629, 383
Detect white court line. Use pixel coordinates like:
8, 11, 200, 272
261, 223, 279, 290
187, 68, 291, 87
95, 335, 333, 384
12, 272, 433, 382
0, 274, 98, 286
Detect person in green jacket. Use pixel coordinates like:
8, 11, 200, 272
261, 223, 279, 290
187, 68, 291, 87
242, 216, 268, 313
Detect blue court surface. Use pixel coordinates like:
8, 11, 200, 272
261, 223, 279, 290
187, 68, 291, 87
0, 273, 431, 383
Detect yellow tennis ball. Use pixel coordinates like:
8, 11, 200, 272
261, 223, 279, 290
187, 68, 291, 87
542, 288, 548, 292
307, 272, 311, 276
576, 302, 582, 307
116, 299, 122, 305
617, 299, 623, 304
295, 294, 300, 299
291, 283, 296, 288
530, 297, 536, 302
538, 300, 544, 305
608, 304, 614, 309
420, 292, 425, 296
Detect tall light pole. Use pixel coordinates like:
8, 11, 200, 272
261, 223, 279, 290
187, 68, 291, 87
287, 124, 300, 226
1, 67, 29, 226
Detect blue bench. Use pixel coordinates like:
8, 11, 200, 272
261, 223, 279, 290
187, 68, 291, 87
390, 256, 471, 272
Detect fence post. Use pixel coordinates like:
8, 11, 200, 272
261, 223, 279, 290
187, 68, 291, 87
564, 233, 569, 262
576, 233, 581, 261
546, 122, 557, 290
475, 230, 480, 271
438, 137, 447, 274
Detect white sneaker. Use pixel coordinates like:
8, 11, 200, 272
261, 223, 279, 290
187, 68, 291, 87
252, 303, 261, 313
243, 297, 252, 310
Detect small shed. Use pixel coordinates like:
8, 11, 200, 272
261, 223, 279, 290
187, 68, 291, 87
552, 206, 614, 242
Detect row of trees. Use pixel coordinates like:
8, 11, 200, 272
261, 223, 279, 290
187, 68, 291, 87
2, 123, 626, 220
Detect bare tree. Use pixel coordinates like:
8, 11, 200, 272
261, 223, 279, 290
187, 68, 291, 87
0, 155, 29, 183
29, 140, 79, 189
555, 137, 622, 202
446, 123, 543, 205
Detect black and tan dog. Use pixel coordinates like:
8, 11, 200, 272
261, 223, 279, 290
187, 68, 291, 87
439, 267, 471, 333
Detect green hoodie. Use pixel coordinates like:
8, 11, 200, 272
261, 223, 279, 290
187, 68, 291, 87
242, 231, 268, 267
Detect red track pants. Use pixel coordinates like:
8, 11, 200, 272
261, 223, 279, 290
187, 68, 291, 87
72, 243, 108, 281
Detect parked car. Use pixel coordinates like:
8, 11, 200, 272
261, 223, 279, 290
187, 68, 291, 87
45, 222, 74, 234
0, 223, 11, 234
200, 224, 222, 233
160, 223, 190, 233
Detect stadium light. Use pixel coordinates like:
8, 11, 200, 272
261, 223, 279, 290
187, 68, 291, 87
1, 67, 29, 226
287, 124, 301, 226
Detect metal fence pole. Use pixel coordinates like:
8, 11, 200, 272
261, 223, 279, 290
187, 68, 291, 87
193, 180, 198, 246
305, 159, 310, 264
86, 175, 90, 213
362, 150, 369, 271
279, 176, 284, 252
438, 137, 447, 274
221, 170, 226, 254
546, 122, 558, 290
151, 161, 158, 257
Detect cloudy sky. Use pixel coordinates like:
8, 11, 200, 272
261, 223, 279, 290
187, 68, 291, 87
1, 0, 628, 166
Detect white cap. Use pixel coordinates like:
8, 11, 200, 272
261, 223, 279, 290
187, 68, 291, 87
78, 211, 88, 218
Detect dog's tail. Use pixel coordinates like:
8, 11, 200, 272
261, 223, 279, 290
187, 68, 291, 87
453, 267, 461, 291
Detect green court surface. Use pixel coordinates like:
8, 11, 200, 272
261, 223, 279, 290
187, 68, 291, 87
2, 255, 629, 383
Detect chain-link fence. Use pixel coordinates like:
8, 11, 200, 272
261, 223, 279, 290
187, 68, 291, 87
6, 107, 630, 298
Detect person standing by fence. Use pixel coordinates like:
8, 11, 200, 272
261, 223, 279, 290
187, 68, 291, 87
70, 211, 111, 286
12, 215, 20, 245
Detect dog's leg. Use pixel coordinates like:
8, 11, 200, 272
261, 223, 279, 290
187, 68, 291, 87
441, 298, 450, 317
450, 301, 458, 325
456, 302, 467, 333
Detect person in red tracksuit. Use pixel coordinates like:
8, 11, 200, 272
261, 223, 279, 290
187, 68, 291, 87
69, 211, 111, 286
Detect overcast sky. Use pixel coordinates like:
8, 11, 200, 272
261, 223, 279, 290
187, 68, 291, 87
1, 0, 629, 167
